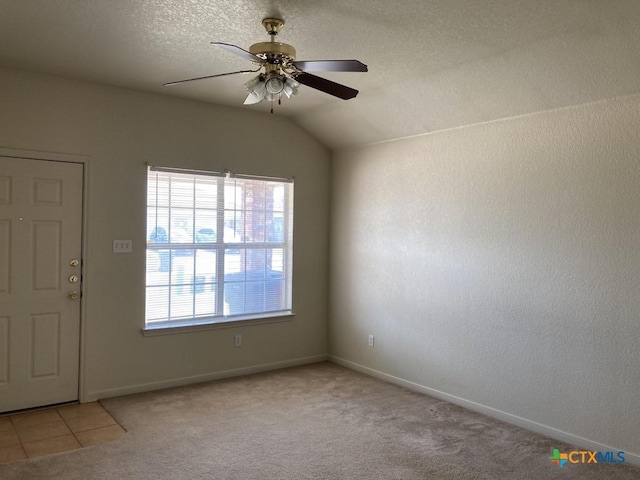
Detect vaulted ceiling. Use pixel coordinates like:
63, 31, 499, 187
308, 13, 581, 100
1, 1, 640, 150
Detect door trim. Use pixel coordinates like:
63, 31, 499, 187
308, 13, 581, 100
0, 146, 90, 404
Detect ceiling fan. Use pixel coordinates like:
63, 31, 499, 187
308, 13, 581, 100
163, 18, 368, 111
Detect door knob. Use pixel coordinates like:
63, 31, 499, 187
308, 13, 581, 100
68, 291, 80, 300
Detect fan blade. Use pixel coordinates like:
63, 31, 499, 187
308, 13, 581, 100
292, 60, 368, 72
163, 69, 258, 87
295, 72, 359, 100
211, 42, 264, 63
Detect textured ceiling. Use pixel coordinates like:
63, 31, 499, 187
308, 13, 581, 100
1, 0, 640, 150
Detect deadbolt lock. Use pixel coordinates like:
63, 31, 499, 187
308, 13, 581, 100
69, 259, 80, 267
69, 275, 79, 283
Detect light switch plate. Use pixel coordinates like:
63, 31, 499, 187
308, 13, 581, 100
113, 239, 132, 253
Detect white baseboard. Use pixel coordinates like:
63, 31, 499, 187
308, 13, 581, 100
87, 354, 328, 401
329, 356, 640, 467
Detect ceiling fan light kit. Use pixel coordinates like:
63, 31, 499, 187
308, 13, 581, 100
244, 73, 299, 105
164, 17, 367, 112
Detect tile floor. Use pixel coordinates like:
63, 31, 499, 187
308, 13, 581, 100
0, 402, 125, 464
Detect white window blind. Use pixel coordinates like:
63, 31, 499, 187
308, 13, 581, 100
145, 166, 293, 328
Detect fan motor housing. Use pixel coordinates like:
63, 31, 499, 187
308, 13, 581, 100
249, 41, 296, 64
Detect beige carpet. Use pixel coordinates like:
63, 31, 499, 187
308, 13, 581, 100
1, 362, 638, 479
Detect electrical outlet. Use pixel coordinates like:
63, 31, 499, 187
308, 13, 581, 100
368, 334, 375, 348
234, 334, 242, 347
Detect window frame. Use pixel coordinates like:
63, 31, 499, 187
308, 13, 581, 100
143, 166, 294, 334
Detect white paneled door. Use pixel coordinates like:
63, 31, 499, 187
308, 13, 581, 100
0, 156, 83, 412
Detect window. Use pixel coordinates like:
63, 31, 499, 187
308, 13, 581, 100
145, 166, 293, 329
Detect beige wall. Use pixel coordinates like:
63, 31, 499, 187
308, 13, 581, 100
330, 94, 640, 460
0, 67, 330, 399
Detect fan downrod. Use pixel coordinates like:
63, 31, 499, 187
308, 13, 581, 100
249, 17, 295, 62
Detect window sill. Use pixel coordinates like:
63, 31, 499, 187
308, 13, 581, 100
141, 312, 295, 337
